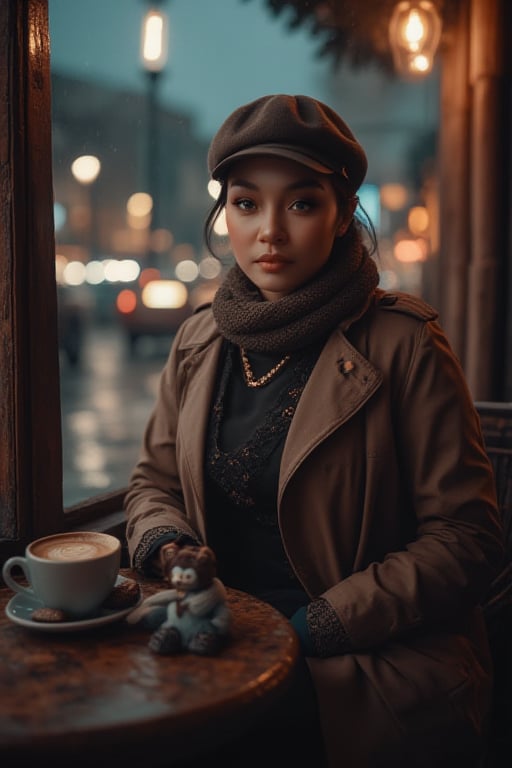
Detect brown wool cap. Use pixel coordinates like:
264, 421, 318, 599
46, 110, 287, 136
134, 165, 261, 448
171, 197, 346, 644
207, 94, 368, 192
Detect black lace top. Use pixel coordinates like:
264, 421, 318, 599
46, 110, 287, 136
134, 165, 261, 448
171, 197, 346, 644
204, 341, 321, 615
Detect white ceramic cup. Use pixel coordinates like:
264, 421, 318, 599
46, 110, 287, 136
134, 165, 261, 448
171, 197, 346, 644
2, 531, 121, 618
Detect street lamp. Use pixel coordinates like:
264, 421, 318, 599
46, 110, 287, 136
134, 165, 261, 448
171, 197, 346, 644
141, 6, 168, 73
71, 154, 102, 260
140, 3, 169, 265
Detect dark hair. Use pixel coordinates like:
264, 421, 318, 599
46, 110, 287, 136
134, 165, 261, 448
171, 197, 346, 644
203, 173, 378, 259
203, 183, 228, 258
329, 174, 378, 257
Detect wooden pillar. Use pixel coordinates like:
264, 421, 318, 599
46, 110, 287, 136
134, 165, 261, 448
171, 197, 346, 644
465, 0, 507, 399
438, 1, 471, 362
501, 0, 512, 401
507, 62, 512, 400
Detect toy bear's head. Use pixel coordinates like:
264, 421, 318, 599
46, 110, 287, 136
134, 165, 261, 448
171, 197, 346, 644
163, 544, 217, 592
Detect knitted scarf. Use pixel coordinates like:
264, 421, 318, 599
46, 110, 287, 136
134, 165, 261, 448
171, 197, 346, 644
211, 227, 379, 353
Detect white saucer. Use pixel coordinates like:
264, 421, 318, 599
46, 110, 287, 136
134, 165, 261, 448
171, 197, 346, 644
4, 574, 142, 633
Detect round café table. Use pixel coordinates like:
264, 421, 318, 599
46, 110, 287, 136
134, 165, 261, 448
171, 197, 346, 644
0, 569, 299, 767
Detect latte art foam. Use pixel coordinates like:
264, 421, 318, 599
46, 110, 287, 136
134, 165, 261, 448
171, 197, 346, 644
42, 542, 109, 561
31, 534, 116, 562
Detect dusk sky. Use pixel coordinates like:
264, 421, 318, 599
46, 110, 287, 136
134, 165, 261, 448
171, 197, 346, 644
48, 0, 330, 142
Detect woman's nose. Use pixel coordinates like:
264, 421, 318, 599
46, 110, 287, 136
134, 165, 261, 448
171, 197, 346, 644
258, 209, 287, 244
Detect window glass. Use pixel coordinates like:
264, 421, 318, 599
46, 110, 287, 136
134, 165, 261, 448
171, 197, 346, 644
49, 0, 439, 507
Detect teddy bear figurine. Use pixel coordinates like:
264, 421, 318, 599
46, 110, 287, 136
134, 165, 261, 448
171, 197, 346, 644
127, 543, 231, 656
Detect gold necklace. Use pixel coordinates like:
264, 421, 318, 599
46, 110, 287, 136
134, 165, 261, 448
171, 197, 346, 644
240, 347, 291, 388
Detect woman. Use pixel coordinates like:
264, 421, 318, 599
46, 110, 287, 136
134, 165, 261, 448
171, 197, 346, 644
125, 94, 504, 767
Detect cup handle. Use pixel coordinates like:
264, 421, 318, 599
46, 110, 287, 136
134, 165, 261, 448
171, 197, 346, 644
2, 556, 35, 598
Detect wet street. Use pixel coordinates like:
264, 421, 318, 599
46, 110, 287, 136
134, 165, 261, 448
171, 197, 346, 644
60, 323, 173, 508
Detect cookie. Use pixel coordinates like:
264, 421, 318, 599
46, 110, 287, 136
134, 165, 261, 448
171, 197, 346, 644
101, 580, 141, 609
32, 607, 69, 623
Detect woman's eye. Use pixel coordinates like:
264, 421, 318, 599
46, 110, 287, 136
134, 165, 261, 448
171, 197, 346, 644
290, 199, 314, 212
233, 198, 255, 211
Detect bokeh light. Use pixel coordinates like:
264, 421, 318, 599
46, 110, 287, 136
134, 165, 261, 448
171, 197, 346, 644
208, 180, 222, 199
142, 280, 188, 309
127, 192, 153, 217
380, 183, 409, 211
213, 209, 228, 236
71, 155, 101, 184
116, 289, 138, 314
199, 256, 222, 280
394, 238, 426, 263
408, 206, 429, 235
175, 260, 200, 283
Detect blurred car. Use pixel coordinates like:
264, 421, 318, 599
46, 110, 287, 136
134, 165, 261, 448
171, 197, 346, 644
57, 285, 88, 368
115, 279, 193, 354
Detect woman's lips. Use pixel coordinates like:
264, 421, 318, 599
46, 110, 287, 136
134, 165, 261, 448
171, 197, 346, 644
256, 255, 292, 272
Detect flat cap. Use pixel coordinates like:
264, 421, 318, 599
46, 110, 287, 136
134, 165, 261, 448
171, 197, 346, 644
207, 94, 367, 193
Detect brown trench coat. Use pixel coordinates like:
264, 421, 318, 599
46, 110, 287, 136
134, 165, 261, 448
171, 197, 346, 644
125, 289, 504, 767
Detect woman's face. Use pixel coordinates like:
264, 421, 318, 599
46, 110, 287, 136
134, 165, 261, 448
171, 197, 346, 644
224, 156, 354, 301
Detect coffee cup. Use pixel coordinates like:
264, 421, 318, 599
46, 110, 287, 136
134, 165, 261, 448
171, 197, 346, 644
2, 531, 121, 618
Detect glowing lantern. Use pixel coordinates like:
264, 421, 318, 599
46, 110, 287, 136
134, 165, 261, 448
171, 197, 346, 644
389, 1, 442, 78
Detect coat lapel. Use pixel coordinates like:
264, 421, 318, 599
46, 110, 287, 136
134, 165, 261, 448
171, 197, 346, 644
279, 329, 382, 499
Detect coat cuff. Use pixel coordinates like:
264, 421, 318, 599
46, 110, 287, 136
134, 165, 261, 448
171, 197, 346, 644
133, 526, 201, 575
307, 597, 353, 657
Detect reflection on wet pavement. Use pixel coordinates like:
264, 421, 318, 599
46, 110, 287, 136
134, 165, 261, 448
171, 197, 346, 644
60, 324, 171, 507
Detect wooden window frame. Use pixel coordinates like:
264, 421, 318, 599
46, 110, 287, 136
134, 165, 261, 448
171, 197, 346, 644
0, 0, 126, 566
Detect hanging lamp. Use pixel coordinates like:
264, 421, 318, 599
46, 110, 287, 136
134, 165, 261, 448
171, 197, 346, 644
389, 1, 442, 77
